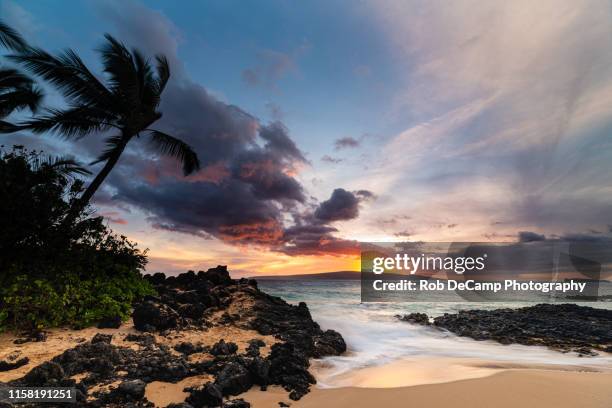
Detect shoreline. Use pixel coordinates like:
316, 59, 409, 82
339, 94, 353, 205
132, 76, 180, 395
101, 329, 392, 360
243, 369, 612, 408
1, 272, 611, 407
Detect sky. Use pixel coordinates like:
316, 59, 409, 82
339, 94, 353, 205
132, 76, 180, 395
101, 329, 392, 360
2, 0, 612, 276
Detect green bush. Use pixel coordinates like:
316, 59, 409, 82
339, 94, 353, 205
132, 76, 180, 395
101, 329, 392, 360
1, 268, 153, 331
0, 147, 155, 332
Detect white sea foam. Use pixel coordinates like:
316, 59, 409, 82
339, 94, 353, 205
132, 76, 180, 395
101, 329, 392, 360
259, 280, 612, 388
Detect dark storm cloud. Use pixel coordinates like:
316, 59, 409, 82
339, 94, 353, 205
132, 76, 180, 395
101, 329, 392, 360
518, 231, 546, 242
314, 188, 360, 222
231, 147, 305, 203
280, 223, 358, 256
334, 136, 360, 150
89, 1, 366, 256
258, 121, 307, 163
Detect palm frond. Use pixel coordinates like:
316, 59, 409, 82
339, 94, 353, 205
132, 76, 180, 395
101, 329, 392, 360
148, 130, 200, 175
0, 119, 22, 133
98, 34, 139, 107
151, 55, 170, 106
33, 155, 92, 179
8, 47, 114, 109
90, 135, 126, 165
0, 85, 43, 116
134, 49, 159, 108
20, 106, 117, 139
0, 20, 28, 51
0, 67, 35, 89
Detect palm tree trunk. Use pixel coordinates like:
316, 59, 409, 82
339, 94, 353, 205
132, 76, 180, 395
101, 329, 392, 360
79, 148, 124, 209
66, 137, 129, 222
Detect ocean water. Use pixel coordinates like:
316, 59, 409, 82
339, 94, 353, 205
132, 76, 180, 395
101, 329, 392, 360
258, 279, 612, 387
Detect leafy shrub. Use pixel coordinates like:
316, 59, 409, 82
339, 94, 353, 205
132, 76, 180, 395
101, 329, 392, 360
0, 147, 154, 332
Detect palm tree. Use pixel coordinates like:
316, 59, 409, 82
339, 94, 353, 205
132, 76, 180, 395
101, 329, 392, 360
0, 21, 43, 132
0, 20, 28, 51
9, 34, 200, 213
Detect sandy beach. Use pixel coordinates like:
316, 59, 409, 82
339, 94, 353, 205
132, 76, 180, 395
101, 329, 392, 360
242, 369, 612, 408
1, 316, 611, 407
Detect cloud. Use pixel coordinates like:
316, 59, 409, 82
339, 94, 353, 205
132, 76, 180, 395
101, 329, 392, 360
518, 231, 546, 243
334, 136, 360, 150
354, 189, 376, 201
314, 188, 360, 222
358, 0, 612, 240
321, 155, 342, 164
241, 44, 309, 89
89, 0, 362, 256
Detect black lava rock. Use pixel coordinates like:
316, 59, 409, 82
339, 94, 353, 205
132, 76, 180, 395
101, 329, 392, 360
186, 382, 223, 408
0, 357, 29, 372
174, 342, 204, 355
224, 398, 251, 407
396, 312, 430, 325
215, 362, 253, 396
133, 300, 180, 331
427, 304, 612, 354
97, 315, 122, 329
118, 379, 146, 399
23, 361, 64, 386
210, 339, 238, 356
203, 265, 233, 286
91, 333, 113, 344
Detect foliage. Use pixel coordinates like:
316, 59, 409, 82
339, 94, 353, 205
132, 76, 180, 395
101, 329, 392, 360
0, 147, 154, 331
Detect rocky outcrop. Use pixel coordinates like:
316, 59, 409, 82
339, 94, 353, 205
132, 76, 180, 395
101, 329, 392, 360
7, 265, 346, 407
396, 312, 430, 325
397, 303, 612, 355
132, 299, 180, 332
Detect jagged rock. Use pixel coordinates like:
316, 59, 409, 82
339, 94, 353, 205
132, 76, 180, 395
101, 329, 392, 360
34, 331, 47, 342
210, 339, 238, 356
396, 312, 430, 325
268, 343, 314, 401
23, 361, 64, 386
145, 272, 168, 285
124, 333, 156, 346
176, 290, 201, 304
177, 303, 207, 320
174, 342, 204, 355
186, 382, 223, 408
215, 362, 253, 396
224, 398, 251, 407
203, 265, 232, 286
167, 404, 194, 408
0, 357, 29, 372
312, 330, 346, 358
91, 333, 113, 344
118, 379, 146, 399
426, 304, 612, 354
245, 339, 265, 356
247, 357, 270, 386
133, 300, 180, 331
97, 315, 122, 329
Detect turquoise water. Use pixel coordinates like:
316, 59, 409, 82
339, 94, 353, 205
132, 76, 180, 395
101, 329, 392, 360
259, 280, 612, 387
